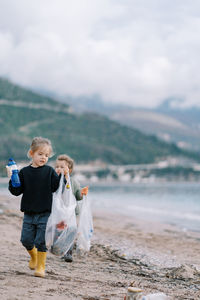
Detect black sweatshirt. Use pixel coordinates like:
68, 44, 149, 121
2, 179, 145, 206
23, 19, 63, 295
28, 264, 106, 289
9, 165, 60, 214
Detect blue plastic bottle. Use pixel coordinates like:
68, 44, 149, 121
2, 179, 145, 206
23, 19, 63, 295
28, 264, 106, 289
7, 158, 21, 187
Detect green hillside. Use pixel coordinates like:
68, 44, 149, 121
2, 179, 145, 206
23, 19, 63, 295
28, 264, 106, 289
0, 78, 198, 168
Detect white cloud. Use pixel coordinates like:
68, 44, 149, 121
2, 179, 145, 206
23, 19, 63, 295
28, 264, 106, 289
0, 0, 200, 107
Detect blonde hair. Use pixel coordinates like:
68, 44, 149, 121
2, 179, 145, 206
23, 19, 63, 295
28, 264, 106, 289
28, 137, 53, 158
56, 154, 74, 172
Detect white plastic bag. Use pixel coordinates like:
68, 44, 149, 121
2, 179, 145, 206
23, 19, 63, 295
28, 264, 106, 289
143, 293, 170, 299
76, 195, 93, 253
45, 174, 77, 256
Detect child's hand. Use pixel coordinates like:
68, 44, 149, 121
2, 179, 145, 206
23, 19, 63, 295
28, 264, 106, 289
6, 166, 12, 178
64, 166, 69, 176
81, 186, 89, 196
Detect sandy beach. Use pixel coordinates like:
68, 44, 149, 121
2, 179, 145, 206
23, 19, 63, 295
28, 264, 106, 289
0, 194, 200, 300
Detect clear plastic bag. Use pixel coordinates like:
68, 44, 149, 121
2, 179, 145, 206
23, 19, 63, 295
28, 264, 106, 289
45, 174, 77, 256
142, 293, 170, 300
76, 195, 93, 253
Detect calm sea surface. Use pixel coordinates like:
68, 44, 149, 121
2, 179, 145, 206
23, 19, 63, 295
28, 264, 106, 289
88, 182, 200, 232
1, 181, 200, 232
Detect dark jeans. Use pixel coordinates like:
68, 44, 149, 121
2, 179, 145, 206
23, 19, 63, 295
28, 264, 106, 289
21, 212, 50, 252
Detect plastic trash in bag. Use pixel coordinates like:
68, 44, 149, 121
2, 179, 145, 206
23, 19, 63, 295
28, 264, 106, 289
45, 173, 77, 256
76, 194, 93, 254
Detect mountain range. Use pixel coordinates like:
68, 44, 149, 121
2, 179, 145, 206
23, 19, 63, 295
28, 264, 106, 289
0, 78, 199, 170
60, 96, 200, 152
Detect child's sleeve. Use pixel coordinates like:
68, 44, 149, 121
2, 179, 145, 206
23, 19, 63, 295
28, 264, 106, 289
51, 170, 61, 192
72, 178, 83, 201
8, 171, 24, 196
75, 189, 83, 201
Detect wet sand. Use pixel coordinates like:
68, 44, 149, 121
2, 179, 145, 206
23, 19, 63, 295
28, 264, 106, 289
0, 194, 200, 300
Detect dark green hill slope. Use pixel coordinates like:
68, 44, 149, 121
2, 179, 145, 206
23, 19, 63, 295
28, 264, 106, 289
0, 78, 198, 165
0, 78, 65, 106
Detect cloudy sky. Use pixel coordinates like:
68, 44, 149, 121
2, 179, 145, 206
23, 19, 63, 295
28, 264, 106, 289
0, 0, 200, 108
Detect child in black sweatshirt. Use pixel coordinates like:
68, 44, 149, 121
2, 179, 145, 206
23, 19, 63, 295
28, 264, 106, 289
8, 137, 60, 278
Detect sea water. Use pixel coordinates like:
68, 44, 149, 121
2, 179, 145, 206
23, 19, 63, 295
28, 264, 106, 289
1, 180, 200, 232
0, 181, 9, 196
88, 182, 200, 232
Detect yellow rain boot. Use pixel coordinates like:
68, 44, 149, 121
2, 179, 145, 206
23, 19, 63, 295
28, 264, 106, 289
34, 251, 47, 278
27, 247, 37, 270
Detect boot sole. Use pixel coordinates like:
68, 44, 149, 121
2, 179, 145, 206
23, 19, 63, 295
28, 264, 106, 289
34, 271, 45, 278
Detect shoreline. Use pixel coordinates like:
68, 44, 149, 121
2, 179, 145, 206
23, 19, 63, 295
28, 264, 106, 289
92, 209, 200, 268
1, 176, 200, 185
0, 189, 199, 235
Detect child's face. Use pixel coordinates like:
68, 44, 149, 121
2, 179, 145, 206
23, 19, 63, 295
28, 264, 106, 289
55, 160, 70, 175
30, 145, 50, 168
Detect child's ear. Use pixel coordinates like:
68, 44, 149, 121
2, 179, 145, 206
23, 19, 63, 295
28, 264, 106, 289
29, 150, 33, 158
